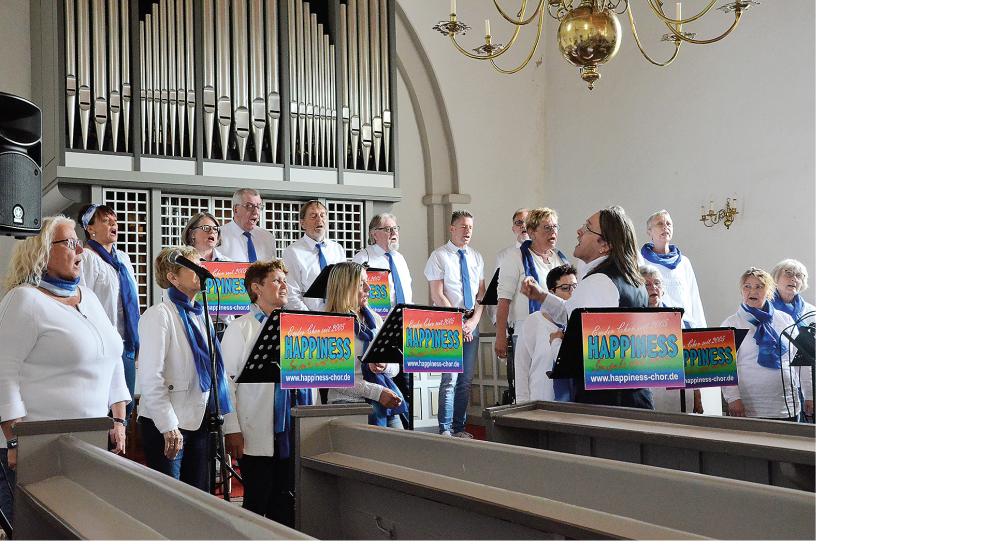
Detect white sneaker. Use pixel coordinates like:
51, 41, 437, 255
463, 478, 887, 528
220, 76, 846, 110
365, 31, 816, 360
440, 430, 453, 437
452, 431, 474, 439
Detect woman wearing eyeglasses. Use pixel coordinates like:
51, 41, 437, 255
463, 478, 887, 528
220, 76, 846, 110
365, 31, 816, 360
183, 212, 228, 263
721, 268, 799, 420
495, 208, 570, 361
76, 204, 141, 420
514, 264, 578, 403
0, 216, 131, 477
771, 259, 815, 421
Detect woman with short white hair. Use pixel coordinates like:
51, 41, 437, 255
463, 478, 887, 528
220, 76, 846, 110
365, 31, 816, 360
0, 216, 131, 473
721, 268, 798, 420
770, 258, 815, 420
639, 210, 706, 328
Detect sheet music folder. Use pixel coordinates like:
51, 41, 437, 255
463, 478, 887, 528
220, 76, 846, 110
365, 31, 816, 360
236, 308, 357, 385
361, 304, 466, 365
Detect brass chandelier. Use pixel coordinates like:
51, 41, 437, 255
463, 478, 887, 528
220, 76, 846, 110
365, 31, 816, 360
434, 0, 758, 90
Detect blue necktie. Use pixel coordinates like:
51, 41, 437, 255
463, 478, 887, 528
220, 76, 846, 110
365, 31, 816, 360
458, 249, 474, 310
386, 251, 405, 305
315, 242, 328, 270
243, 231, 257, 263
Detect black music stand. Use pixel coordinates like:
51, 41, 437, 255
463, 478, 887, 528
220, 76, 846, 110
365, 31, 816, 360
480, 269, 517, 405
551, 306, 685, 409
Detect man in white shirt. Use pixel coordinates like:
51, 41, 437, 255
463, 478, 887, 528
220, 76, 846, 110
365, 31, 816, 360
520, 206, 653, 409
282, 200, 346, 311
493, 208, 529, 271
216, 188, 277, 263
424, 210, 486, 438
352, 212, 413, 305
514, 264, 577, 403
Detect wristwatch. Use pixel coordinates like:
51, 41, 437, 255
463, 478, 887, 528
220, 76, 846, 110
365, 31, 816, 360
112, 417, 127, 427
5, 438, 17, 449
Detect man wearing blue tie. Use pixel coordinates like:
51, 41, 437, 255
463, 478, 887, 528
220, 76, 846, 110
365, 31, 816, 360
283, 200, 346, 311
216, 189, 276, 263
353, 213, 413, 306
424, 210, 486, 438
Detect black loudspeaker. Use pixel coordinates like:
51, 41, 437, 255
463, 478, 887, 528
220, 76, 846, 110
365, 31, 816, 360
0, 91, 42, 237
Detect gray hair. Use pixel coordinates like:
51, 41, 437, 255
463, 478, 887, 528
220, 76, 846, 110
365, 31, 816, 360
232, 188, 261, 206
367, 212, 397, 243
639, 264, 662, 282
646, 210, 671, 228
771, 258, 810, 293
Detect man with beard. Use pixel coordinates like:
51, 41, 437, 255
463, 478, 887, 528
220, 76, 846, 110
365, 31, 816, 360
282, 200, 346, 311
216, 188, 276, 263
353, 213, 413, 305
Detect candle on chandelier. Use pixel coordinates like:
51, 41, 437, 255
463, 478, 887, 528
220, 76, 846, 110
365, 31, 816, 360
676, 2, 683, 33
485, 19, 491, 37
451, 0, 456, 15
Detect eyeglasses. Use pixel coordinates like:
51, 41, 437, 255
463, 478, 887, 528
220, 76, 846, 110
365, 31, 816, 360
783, 269, 805, 279
193, 225, 219, 233
580, 222, 604, 239
374, 226, 400, 234
539, 224, 560, 233
645, 281, 663, 291
239, 202, 263, 212
551, 283, 577, 293
53, 238, 83, 250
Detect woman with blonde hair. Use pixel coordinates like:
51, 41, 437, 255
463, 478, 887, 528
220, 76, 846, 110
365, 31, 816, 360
721, 268, 799, 420
137, 246, 235, 491
322, 261, 404, 427
770, 258, 815, 421
0, 216, 130, 521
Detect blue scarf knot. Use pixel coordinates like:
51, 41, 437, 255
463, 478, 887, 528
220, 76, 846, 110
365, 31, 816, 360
88, 240, 141, 354
357, 307, 407, 425
770, 290, 805, 325
167, 287, 233, 414
640, 243, 682, 270
39, 273, 81, 297
741, 303, 787, 370
520, 240, 568, 314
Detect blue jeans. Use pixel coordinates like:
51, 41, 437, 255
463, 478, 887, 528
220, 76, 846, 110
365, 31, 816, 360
438, 338, 479, 434
123, 351, 137, 420
139, 414, 213, 492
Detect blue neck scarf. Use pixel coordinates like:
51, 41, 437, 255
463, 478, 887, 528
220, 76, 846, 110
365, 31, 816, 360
741, 303, 787, 370
520, 240, 569, 314
640, 243, 682, 270
88, 240, 141, 354
771, 290, 805, 324
167, 287, 232, 414
255, 309, 312, 458
357, 307, 407, 422
39, 273, 81, 297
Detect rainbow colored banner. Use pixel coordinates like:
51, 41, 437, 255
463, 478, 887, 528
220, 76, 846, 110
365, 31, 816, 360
366, 269, 393, 319
402, 308, 463, 373
279, 312, 356, 389
581, 311, 684, 390
682, 328, 739, 388
196, 262, 251, 316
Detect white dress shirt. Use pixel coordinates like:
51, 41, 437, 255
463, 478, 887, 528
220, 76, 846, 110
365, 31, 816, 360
514, 311, 564, 403
424, 241, 485, 309
215, 219, 276, 262
497, 246, 567, 330
720, 309, 799, 418
79, 247, 139, 342
540, 256, 618, 326
321, 310, 397, 404
639, 254, 707, 328
137, 293, 238, 433
282, 234, 346, 311
0, 286, 130, 423
352, 244, 413, 305
221, 307, 316, 457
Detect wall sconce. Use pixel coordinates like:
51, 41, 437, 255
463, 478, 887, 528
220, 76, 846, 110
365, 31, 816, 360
700, 197, 740, 229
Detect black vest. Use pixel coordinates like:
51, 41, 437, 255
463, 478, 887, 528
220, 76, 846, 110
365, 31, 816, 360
572, 261, 654, 410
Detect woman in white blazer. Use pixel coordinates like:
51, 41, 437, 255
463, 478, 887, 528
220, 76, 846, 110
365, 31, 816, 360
221, 259, 311, 525
721, 268, 799, 420
322, 262, 404, 426
137, 246, 236, 492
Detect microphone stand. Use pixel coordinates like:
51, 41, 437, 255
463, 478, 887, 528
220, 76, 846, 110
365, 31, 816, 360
198, 278, 242, 501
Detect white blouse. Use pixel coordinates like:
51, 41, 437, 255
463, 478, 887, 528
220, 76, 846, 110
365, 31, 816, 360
721, 309, 799, 418
514, 311, 564, 403
497, 246, 567, 330
0, 285, 130, 423
79, 247, 138, 342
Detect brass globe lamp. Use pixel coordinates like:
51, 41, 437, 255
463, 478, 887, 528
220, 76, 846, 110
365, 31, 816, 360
557, 2, 621, 90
